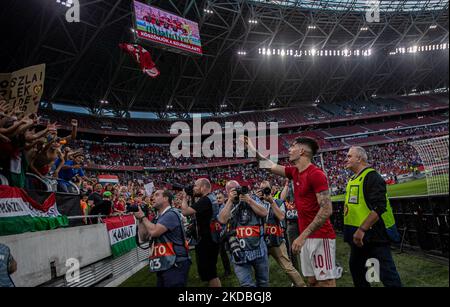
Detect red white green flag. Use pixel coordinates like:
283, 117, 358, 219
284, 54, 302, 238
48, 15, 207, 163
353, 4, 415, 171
0, 185, 68, 236
104, 215, 137, 258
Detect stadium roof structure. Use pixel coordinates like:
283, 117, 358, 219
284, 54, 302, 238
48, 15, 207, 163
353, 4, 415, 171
251, 1, 449, 12
1, 0, 449, 118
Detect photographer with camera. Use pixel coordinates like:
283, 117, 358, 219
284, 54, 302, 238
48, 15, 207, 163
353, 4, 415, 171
258, 181, 306, 287
180, 178, 222, 287
217, 180, 269, 287
280, 180, 301, 273
134, 189, 191, 287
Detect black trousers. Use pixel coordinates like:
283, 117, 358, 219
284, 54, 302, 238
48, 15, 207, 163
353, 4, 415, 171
220, 241, 232, 274
349, 242, 402, 287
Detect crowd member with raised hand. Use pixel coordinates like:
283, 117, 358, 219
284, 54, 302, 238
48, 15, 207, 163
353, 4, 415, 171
0, 113, 42, 188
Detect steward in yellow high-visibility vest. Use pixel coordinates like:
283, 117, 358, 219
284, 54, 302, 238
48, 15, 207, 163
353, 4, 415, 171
344, 167, 398, 242
343, 146, 402, 287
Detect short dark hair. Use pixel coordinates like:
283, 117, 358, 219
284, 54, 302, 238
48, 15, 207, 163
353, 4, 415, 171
216, 190, 225, 197
293, 137, 320, 156
162, 190, 173, 205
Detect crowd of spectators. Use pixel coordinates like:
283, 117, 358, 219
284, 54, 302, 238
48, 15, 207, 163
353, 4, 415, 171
2, 99, 447, 221
68, 123, 448, 171
83, 140, 425, 198
382, 124, 448, 139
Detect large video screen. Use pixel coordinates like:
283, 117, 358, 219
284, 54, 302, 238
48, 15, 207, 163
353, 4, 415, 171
133, 1, 203, 56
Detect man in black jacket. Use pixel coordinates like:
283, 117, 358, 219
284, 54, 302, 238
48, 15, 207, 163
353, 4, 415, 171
344, 146, 402, 287
180, 178, 221, 287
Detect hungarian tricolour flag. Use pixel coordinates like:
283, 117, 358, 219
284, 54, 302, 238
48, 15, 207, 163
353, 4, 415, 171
104, 215, 137, 258
0, 185, 68, 236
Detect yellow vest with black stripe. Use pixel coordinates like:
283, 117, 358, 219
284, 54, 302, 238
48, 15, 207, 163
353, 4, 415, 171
344, 168, 396, 229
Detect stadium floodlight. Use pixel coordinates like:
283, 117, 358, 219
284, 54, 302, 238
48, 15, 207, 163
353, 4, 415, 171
56, 0, 73, 7
237, 51, 247, 55
204, 8, 213, 14
307, 25, 317, 30
429, 24, 438, 29
99, 100, 109, 105
248, 19, 258, 24
360, 27, 369, 31
311, 49, 316, 56
262, 48, 266, 55
411, 136, 449, 195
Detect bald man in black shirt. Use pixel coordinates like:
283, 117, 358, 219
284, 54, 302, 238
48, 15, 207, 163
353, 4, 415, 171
181, 178, 221, 287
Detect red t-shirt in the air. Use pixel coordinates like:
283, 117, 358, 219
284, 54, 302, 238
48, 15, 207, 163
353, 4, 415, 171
285, 164, 336, 239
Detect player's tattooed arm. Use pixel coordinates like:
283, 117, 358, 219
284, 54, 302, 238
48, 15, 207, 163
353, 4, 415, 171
302, 190, 333, 237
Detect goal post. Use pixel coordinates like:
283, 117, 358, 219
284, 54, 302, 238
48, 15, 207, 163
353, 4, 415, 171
411, 135, 449, 195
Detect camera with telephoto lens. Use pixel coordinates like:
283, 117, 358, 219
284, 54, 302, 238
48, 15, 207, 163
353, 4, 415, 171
223, 230, 243, 262
172, 183, 194, 197
126, 203, 150, 216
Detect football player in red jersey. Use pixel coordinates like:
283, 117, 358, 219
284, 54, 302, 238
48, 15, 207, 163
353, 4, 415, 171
243, 136, 339, 287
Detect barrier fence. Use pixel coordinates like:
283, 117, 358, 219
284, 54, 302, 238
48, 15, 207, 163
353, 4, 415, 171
332, 194, 449, 258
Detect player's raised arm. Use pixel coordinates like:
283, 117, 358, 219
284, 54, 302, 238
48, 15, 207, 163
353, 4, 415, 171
241, 135, 286, 177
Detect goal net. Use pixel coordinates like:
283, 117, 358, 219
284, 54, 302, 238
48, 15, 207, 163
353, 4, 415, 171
411, 135, 449, 195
